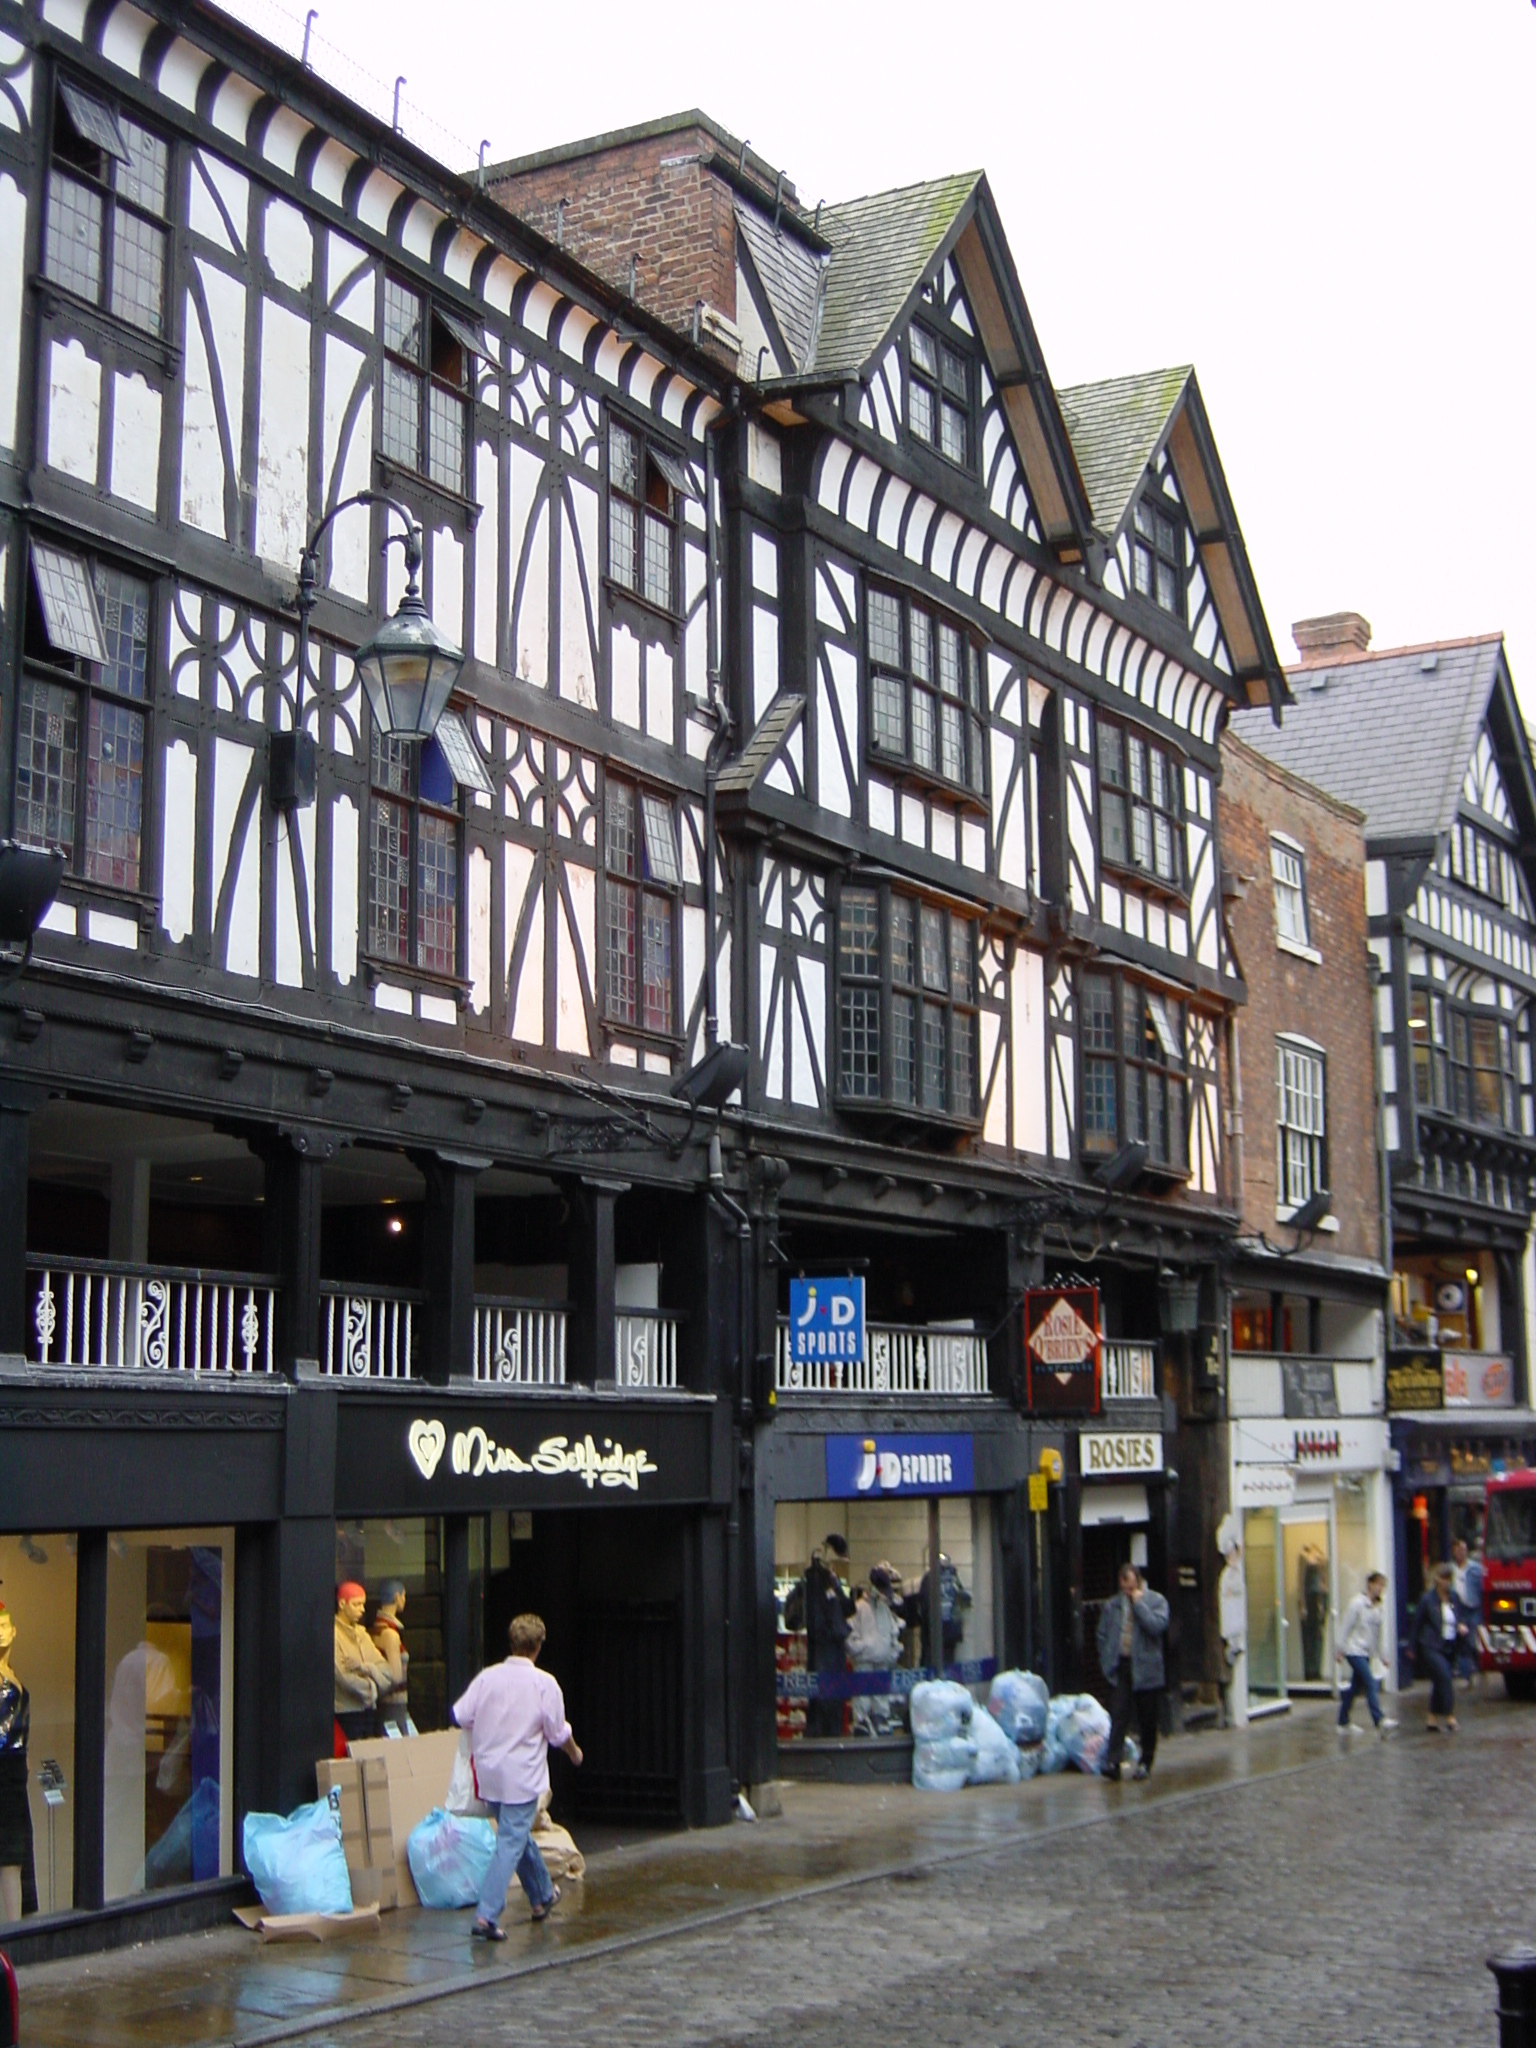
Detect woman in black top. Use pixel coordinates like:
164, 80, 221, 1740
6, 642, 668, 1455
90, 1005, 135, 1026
1412, 1562, 1465, 1732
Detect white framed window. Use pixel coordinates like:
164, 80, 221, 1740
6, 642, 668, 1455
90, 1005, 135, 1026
1271, 837, 1310, 948
1276, 1038, 1327, 1210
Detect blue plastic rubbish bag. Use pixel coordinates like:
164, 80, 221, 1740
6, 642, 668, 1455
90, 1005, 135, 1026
912, 1734, 977, 1792
406, 1807, 497, 1908
1017, 1743, 1042, 1780
966, 1703, 1022, 1785
242, 1792, 354, 1918
908, 1679, 974, 1742
1047, 1693, 1112, 1775
987, 1669, 1050, 1745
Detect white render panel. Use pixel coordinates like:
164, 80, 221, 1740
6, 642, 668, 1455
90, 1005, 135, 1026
868, 778, 895, 837
46, 337, 100, 482
374, 983, 411, 1016
0, 175, 24, 452
931, 808, 956, 862
474, 439, 499, 665
1365, 859, 1387, 917
99, 3, 154, 78
559, 474, 598, 709
645, 642, 674, 747
961, 818, 986, 872
1013, 948, 1046, 1155
263, 194, 312, 293
981, 1008, 1006, 1147
610, 622, 640, 729
506, 841, 543, 1044
751, 532, 778, 598
274, 807, 312, 988
1067, 759, 1095, 913
759, 941, 783, 1098
189, 150, 247, 255
210, 70, 260, 144
993, 725, 1027, 889
181, 261, 245, 536
901, 793, 924, 846
747, 422, 781, 493
431, 522, 464, 654
753, 604, 779, 723
510, 443, 548, 686
793, 956, 825, 1107
160, 738, 197, 944
557, 864, 594, 1054
321, 333, 370, 599
86, 908, 137, 951
468, 844, 492, 1016
330, 793, 358, 985
254, 299, 310, 568
213, 736, 260, 978
109, 370, 161, 513
819, 644, 858, 820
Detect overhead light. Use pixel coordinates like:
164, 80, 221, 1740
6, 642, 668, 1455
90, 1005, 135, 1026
1093, 1140, 1148, 1192
1466, 1267, 1480, 1285
387, 1216, 404, 1236
1288, 1189, 1331, 1235
671, 1041, 749, 1111
352, 530, 465, 742
188, 1174, 203, 1184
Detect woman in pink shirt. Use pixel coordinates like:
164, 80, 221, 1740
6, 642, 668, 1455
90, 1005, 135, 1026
453, 1613, 583, 1937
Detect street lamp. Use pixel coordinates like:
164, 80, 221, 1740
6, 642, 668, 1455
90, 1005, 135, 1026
271, 491, 466, 811
0, 840, 65, 978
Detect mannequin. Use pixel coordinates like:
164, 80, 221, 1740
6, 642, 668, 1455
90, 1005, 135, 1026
370, 1580, 411, 1734
847, 1564, 904, 1737
333, 1582, 389, 1745
0, 1603, 37, 1924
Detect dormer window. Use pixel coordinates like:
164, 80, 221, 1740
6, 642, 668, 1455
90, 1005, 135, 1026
907, 325, 971, 468
1131, 491, 1184, 620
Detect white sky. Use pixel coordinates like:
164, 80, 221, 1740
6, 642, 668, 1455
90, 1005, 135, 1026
242, 0, 1535, 698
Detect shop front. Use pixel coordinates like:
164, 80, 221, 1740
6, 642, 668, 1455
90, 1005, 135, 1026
0, 1377, 730, 1960
1073, 1427, 1171, 1707
1227, 1415, 1393, 1718
757, 1406, 1040, 1782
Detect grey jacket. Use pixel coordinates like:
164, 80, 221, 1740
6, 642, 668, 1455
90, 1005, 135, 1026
1096, 1588, 1170, 1690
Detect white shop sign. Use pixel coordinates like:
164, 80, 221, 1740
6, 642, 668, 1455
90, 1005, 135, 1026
1081, 1431, 1164, 1477
1232, 1416, 1388, 1474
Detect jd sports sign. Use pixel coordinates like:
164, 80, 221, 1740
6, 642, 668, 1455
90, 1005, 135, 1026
1081, 1431, 1164, 1477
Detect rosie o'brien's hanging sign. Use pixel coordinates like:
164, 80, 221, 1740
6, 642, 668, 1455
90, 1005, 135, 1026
407, 1417, 658, 1492
788, 1277, 865, 1366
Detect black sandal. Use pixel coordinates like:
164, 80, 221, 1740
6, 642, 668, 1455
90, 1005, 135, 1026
471, 1918, 507, 1941
530, 1884, 562, 1923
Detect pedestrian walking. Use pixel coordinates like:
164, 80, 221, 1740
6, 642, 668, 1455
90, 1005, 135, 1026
1335, 1571, 1397, 1733
1096, 1563, 1169, 1781
1411, 1563, 1465, 1733
1217, 1537, 1245, 1729
1450, 1539, 1483, 1687
452, 1613, 583, 1938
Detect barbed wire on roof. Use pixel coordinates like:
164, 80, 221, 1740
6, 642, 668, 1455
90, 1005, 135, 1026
210, 0, 482, 176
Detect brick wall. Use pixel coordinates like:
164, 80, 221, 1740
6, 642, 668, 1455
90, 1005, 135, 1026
488, 128, 738, 344
1218, 734, 1380, 1264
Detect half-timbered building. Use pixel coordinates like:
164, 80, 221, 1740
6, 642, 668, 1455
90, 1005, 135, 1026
1231, 615, 1536, 1665
489, 123, 1288, 1765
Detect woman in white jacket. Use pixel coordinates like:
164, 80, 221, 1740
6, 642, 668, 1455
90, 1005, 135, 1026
1336, 1571, 1396, 1732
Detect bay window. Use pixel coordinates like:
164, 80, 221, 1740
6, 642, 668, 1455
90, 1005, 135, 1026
1097, 717, 1182, 889
605, 779, 680, 1035
837, 884, 978, 1119
367, 730, 460, 976
866, 586, 987, 797
1080, 973, 1188, 1174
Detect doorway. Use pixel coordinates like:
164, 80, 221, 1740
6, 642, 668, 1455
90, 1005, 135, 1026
1281, 1511, 1332, 1690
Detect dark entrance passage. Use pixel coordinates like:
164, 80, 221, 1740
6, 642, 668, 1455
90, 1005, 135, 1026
484, 1507, 687, 1823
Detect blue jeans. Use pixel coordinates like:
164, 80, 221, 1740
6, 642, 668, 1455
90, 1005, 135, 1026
1338, 1654, 1382, 1726
475, 1798, 553, 1922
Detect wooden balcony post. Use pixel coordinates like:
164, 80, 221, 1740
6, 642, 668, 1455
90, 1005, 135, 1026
258, 1127, 340, 1378
568, 1176, 627, 1386
418, 1151, 489, 1386
0, 1082, 42, 1359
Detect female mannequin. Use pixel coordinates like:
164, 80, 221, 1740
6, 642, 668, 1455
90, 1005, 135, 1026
0, 1604, 37, 1924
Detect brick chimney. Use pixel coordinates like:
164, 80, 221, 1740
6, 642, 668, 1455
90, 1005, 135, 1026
1291, 613, 1372, 668
485, 114, 798, 369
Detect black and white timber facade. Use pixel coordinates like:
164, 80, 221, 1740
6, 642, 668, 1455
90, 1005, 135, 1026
0, 14, 1288, 1952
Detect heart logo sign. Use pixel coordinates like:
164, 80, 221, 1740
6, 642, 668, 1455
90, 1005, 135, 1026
408, 1419, 446, 1480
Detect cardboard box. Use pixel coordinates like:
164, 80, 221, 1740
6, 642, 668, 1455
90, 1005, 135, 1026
346, 1864, 399, 1912
234, 1901, 381, 1943
315, 1754, 398, 1905
344, 1729, 461, 1907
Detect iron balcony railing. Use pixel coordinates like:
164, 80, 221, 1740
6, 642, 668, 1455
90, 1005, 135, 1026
776, 1319, 990, 1397
1101, 1341, 1158, 1402
320, 1283, 419, 1379
472, 1299, 569, 1385
25, 1257, 277, 1374
615, 1310, 681, 1389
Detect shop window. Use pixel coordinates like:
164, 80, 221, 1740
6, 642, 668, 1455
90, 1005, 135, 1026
334, 1520, 481, 1737
773, 1499, 992, 1742
1276, 1038, 1327, 1212
607, 421, 691, 614
45, 81, 170, 337
1096, 717, 1182, 889
16, 541, 152, 893
836, 885, 979, 1121
0, 1535, 76, 1927
1270, 837, 1310, 948
1229, 1300, 1272, 1352
865, 585, 987, 798
367, 729, 460, 977
1079, 972, 1188, 1175
604, 778, 680, 1037
380, 276, 479, 495
103, 1529, 233, 1900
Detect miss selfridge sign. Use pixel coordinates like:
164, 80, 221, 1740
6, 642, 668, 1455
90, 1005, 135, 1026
407, 1418, 659, 1491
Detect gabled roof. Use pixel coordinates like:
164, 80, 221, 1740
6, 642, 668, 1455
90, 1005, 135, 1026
735, 201, 824, 374
810, 172, 981, 381
1057, 367, 1193, 535
1058, 365, 1287, 715
1228, 635, 1512, 845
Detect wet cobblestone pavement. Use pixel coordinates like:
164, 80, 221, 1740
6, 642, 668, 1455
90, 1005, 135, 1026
17, 1689, 1536, 2047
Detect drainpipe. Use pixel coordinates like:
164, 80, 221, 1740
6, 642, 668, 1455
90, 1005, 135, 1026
702, 398, 738, 1051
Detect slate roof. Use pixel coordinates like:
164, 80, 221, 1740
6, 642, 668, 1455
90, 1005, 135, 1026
1227, 636, 1505, 844
717, 695, 805, 793
735, 202, 825, 373
806, 172, 981, 381
1057, 367, 1192, 536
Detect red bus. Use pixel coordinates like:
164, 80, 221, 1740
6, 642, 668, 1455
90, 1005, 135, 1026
1479, 1469, 1536, 1699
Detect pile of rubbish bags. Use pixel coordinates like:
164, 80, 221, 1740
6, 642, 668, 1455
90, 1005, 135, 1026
910, 1671, 1126, 1791
243, 1791, 354, 1917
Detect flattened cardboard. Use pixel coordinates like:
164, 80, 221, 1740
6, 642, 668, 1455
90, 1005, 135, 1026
343, 1729, 460, 1907
234, 1902, 381, 1943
